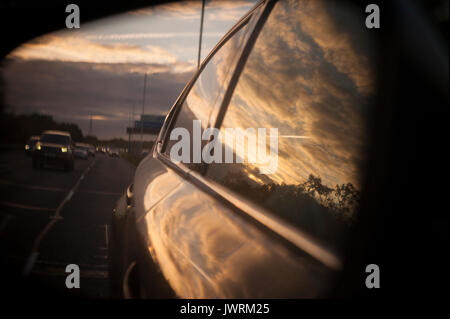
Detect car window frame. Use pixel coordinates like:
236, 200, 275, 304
157, 0, 267, 157
154, 0, 343, 271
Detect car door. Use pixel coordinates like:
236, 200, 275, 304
134, 0, 377, 298
132, 1, 271, 298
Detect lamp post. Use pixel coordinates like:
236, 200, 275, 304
141, 73, 147, 153
197, 0, 206, 69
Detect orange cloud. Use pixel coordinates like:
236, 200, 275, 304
9, 35, 178, 64
130, 1, 256, 21
7, 34, 196, 74
214, 0, 376, 190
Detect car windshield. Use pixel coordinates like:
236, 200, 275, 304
40, 134, 70, 145
27, 139, 38, 146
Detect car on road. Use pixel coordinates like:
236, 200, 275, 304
110, 0, 373, 298
88, 145, 96, 157
74, 143, 89, 160
24, 136, 40, 155
109, 148, 119, 157
109, 0, 448, 300
32, 130, 74, 171
75, 142, 95, 158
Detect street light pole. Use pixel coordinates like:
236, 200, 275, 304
197, 0, 206, 69
128, 102, 134, 153
141, 73, 147, 153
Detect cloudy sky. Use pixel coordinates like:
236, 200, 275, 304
1, 0, 256, 139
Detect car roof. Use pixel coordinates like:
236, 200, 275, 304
42, 130, 71, 137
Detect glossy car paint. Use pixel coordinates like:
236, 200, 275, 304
133, 155, 335, 297
124, 0, 335, 298
113, 0, 378, 298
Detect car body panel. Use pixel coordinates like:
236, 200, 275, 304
112, 0, 376, 298
134, 154, 334, 297
25, 136, 40, 155
74, 148, 88, 159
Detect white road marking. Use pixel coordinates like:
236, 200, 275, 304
104, 224, 109, 248
22, 159, 97, 277
94, 255, 107, 260
78, 190, 122, 196
66, 190, 74, 201
32, 268, 108, 279
0, 179, 118, 196
35, 259, 107, 269
32, 260, 107, 279
22, 251, 39, 276
0, 214, 14, 234
0, 179, 67, 193
0, 201, 55, 212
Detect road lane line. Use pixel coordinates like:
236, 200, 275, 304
78, 190, 122, 196
35, 259, 107, 269
31, 260, 108, 278
104, 224, 109, 248
66, 190, 74, 201
0, 201, 55, 212
32, 266, 108, 279
0, 179, 67, 193
22, 251, 39, 277
22, 159, 97, 277
53, 159, 96, 219
0, 214, 14, 234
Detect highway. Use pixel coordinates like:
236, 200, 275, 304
0, 149, 135, 298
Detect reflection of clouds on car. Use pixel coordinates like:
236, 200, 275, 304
220, 0, 375, 190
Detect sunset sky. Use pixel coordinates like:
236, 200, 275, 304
1, 0, 256, 139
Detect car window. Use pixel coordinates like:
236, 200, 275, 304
203, 0, 377, 251
40, 134, 71, 145
163, 4, 263, 172
27, 139, 38, 146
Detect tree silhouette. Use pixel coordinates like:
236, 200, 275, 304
220, 170, 360, 228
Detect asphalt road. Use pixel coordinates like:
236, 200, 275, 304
0, 150, 135, 298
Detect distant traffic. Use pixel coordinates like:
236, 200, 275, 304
26, 130, 125, 171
